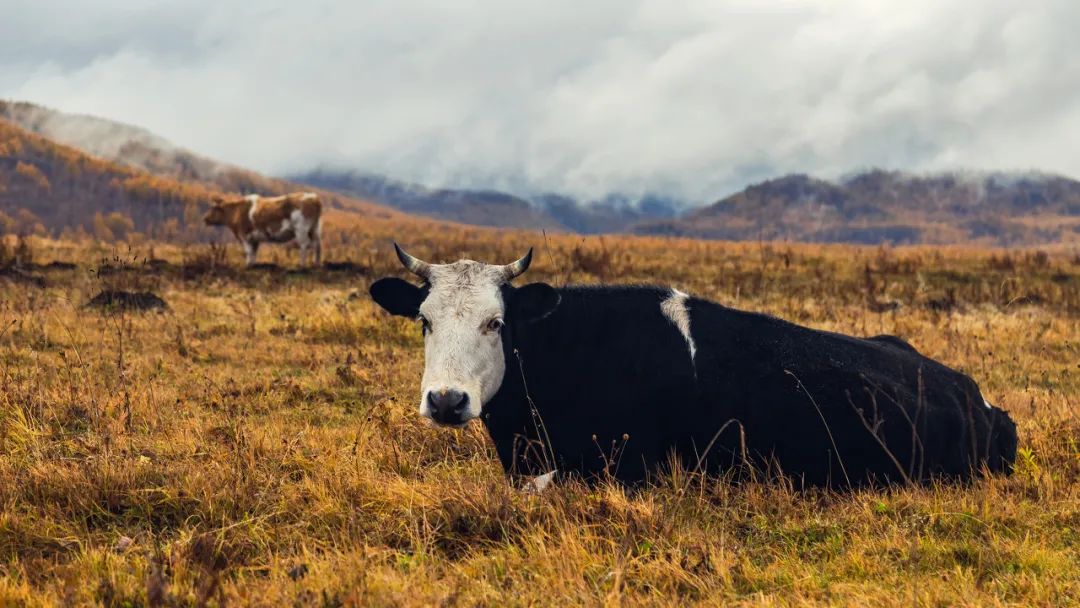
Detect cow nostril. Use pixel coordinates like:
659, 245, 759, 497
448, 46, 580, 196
427, 389, 468, 415
453, 393, 470, 413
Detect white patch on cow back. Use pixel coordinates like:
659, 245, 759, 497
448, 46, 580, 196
660, 288, 696, 361
984, 399, 993, 410
245, 195, 263, 241
245, 194, 260, 219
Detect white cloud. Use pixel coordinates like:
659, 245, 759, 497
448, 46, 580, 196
3, 0, 1079, 203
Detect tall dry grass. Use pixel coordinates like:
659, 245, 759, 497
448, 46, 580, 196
0, 225, 1077, 606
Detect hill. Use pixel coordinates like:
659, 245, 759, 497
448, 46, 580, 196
0, 104, 403, 239
635, 171, 1080, 246
532, 192, 681, 234
2, 101, 675, 235
0, 117, 219, 239
289, 168, 681, 233
290, 168, 561, 230
5, 100, 1078, 246
0, 100, 280, 196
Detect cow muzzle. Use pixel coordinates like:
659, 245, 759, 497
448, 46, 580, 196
425, 389, 473, 426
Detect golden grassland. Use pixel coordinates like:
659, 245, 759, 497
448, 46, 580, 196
0, 222, 1078, 606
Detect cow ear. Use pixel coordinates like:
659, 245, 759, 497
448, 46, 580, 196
510, 282, 560, 322
210, 194, 224, 205
369, 278, 424, 317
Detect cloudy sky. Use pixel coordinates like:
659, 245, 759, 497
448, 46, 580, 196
3, 0, 1079, 204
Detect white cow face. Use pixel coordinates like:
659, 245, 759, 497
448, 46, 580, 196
369, 246, 559, 427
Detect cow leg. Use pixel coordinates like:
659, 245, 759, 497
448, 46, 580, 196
298, 243, 309, 268
312, 233, 322, 266
243, 240, 259, 267
296, 229, 314, 268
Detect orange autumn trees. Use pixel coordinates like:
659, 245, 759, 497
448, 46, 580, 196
0, 119, 219, 240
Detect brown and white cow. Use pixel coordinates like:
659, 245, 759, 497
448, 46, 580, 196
204, 192, 323, 267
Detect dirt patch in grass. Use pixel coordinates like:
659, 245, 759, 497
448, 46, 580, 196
0, 266, 46, 287
323, 260, 369, 275
247, 262, 284, 272
85, 289, 169, 311
32, 261, 77, 271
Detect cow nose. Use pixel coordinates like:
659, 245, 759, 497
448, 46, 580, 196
427, 389, 469, 424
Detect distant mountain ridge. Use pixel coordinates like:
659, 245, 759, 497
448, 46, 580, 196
636, 171, 1080, 245
2, 100, 679, 235
289, 168, 682, 234
297, 167, 1080, 246
290, 168, 560, 229
3, 100, 1077, 246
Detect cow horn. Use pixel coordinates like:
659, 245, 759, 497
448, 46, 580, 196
502, 247, 533, 281
394, 243, 431, 279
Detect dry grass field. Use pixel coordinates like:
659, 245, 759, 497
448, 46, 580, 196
0, 224, 1077, 606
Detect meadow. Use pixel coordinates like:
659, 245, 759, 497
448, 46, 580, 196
0, 222, 1077, 606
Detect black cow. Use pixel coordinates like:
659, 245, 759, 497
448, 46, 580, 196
369, 245, 1017, 488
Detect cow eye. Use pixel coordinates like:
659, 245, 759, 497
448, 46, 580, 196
417, 315, 431, 335
486, 318, 504, 332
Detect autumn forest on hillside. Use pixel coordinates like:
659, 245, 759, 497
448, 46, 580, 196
0, 115, 399, 247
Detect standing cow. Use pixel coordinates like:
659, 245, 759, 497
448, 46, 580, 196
369, 244, 1017, 488
203, 192, 323, 267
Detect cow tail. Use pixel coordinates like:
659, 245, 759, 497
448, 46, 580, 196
312, 197, 323, 240
987, 405, 1018, 475
313, 215, 323, 265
